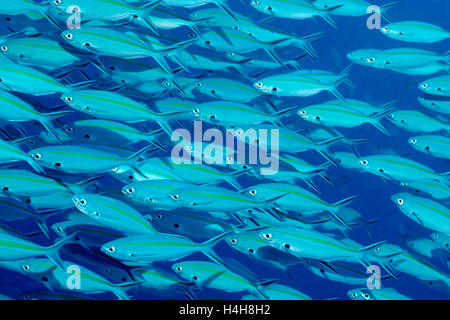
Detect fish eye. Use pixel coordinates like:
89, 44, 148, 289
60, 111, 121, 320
126, 188, 135, 194
83, 42, 91, 47
65, 126, 74, 133
230, 239, 237, 244
363, 294, 370, 300
298, 110, 307, 116
53, 0, 62, 4
79, 199, 87, 205
193, 108, 200, 114
374, 247, 381, 252
410, 139, 418, 144
171, 194, 179, 200
65, 33, 73, 40
266, 6, 273, 11
263, 233, 272, 240
420, 83, 428, 89
382, 27, 389, 32
397, 198, 404, 206
360, 160, 369, 166
352, 293, 358, 298
196, 83, 202, 87
163, 81, 170, 87
255, 82, 263, 88
22, 265, 30, 271
64, 96, 73, 102
228, 52, 235, 57
32, 153, 42, 160
233, 26, 240, 30
366, 58, 376, 62
106, 247, 115, 253
175, 266, 182, 272
249, 189, 258, 196
56, 226, 63, 232
1, 46, 7, 52
252, 0, 260, 5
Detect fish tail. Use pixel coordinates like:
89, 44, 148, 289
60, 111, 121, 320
140, 17, 160, 36
338, 64, 353, 78
67, 175, 103, 193
31, 215, 51, 239
286, 32, 323, 59
301, 32, 325, 57
362, 218, 379, 239
317, 135, 344, 147
380, 99, 398, 110
263, 48, 285, 67
168, 53, 191, 73
153, 56, 175, 75
126, 144, 155, 162
332, 195, 358, 210
328, 195, 359, 228
271, 106, 298, 120
444, 50, 450, 63
318, 5, 343, 29
201, 231, 233, 248
224, 176, 242, 190
301, 177, 321, 193
438, 172, 450, 187
45, 232, 78, 270
253, 279, 278, 299
380, 2, 398, 22
113, 289, 130, 300
111, 280, 142, 300
64, 80, 96, 92
234, 65, 252, 81
319, 13, 337, 29
39, 119, 64, 143
213, 0, 238, 21
155, 117, 175, 136
328, 77, 347, 101
27, 159, 46, 174
140, 0, 163, 34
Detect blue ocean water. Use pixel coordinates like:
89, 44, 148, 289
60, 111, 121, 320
0, 0, 448, 300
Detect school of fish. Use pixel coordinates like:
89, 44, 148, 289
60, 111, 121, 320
0, 0, 448, 300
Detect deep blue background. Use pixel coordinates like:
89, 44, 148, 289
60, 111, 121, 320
0, 0, 448, 300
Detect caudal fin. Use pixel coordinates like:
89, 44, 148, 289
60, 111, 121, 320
45, 232, 78, 270
380, 2, 398, 22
